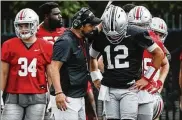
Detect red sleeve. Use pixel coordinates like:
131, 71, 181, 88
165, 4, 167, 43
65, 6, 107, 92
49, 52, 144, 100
1, 41, 10, 63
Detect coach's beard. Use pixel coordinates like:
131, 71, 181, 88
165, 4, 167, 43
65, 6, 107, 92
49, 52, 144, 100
82, 30, 94, 38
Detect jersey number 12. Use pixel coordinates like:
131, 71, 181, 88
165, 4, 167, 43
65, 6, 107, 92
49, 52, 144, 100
104, 45, 129, 69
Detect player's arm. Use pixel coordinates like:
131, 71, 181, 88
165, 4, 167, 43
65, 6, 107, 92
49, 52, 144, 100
1, 61, 9, 92
46, 64, 52, 88
138, 30, 165, 79
158, 56, 170, 93
98, 55, 104, 73
89, 44, 103, 90
147, 44, 164, 70
1, 61, 9, 110
135, 30, 164, 90
1, 42, 11, 109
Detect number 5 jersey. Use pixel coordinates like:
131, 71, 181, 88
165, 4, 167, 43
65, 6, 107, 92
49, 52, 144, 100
1, 37, 53, 94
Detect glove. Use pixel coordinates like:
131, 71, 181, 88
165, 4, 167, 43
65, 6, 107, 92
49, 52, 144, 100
147, 80, 163, 94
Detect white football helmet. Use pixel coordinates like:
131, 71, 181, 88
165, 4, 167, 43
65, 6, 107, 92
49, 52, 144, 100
153, 93, 164, 120
14, 8, 39, 40
102, 5, 128, 44
150, 17, 168, 42
128, 6, 152, 28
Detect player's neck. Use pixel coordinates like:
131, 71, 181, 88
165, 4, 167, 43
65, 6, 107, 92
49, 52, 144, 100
22, 35, 37, 43
70, 28, 84, 40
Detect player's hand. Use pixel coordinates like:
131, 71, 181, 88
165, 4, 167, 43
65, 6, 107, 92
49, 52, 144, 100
146, 80, 163, 94
93, 80, 101, 90
55, 93, 69, 111
134, 77, 149, 90
96, 23, 102, 32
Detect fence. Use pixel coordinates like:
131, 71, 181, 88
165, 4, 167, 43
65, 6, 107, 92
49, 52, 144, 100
1, 14, 182, 36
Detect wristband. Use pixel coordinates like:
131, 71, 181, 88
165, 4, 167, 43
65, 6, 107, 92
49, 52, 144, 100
1, 90, 3, 96
55, 91, 63, 96
143, 65, 158, 81
90, 69, 103, 82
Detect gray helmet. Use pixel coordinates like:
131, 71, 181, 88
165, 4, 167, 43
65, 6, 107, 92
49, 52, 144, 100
102, 5, 128, 44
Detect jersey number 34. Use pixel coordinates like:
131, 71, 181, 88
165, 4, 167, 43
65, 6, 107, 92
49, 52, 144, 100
18, 58, 37, 77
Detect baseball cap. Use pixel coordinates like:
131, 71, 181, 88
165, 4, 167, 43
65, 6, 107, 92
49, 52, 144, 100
73, 7, 102, 25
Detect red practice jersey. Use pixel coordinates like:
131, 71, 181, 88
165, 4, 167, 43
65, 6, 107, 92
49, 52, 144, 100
142, 30, 166, 80
1, 37, 53, 94
36, 24, 66, 44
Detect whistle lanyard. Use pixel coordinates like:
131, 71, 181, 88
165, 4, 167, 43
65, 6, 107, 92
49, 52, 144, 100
78, 38, 90, 71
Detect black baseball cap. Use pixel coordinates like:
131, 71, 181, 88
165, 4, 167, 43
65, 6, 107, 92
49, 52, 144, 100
73, 7, 102, 25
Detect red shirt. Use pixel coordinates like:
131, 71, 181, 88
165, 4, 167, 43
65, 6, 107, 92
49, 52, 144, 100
142, 30, 166, 80
1, 37, 53, 94
36, 24, 66, 44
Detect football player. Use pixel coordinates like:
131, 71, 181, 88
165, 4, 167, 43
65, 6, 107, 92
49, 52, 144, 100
1, 8, 53, 120
128, 6, 169, 120
37, 2, 66, 44
89, 5, 164, 120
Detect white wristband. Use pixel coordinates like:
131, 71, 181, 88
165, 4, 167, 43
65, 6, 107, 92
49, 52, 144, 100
90, 69, 103, 82
1, 90, 3, 96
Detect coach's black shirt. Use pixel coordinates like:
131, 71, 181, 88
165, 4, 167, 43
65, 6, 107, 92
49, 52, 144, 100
91, 25, 155, 88
52, 29, 90, 98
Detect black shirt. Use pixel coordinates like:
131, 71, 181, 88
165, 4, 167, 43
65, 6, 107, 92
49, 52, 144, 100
91, 25, 155, 88
52, 29, 90, 98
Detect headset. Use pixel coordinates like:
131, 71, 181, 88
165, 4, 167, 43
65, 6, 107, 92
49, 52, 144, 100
72, 7, 91, 29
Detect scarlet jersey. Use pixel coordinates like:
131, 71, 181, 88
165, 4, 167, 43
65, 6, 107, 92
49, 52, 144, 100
36, 24, 66, 44
142, 30, 166, 80
1, 37, 53, 94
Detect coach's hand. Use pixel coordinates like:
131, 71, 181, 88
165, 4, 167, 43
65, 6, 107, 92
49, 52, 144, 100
93, 80, 101, 90
55, 93, 69, 111
135, 77, 149, 90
